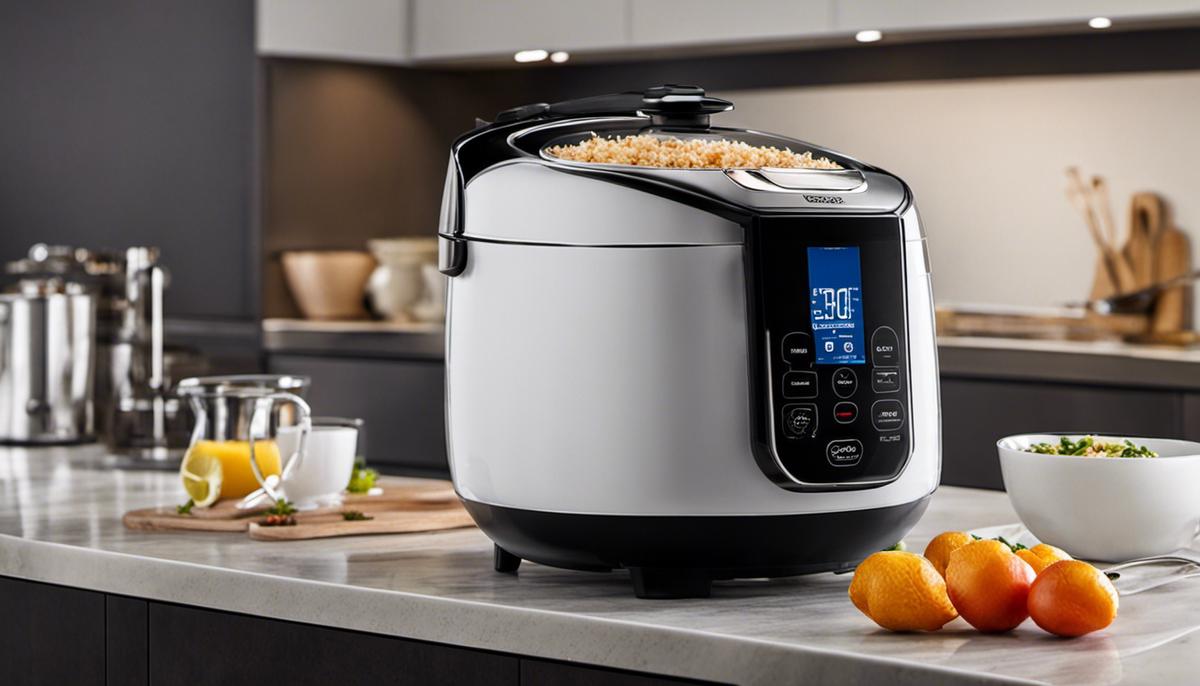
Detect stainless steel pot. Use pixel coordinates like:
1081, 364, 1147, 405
0, 279, 96, 444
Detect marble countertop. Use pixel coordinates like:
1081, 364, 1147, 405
2, 445, 1197, 685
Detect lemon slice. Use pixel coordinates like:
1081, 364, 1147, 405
179, 450, 223, 508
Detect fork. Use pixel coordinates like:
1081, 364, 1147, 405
1104, 551, 1200, 595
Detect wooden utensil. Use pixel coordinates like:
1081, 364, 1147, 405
1150, 211, 1191, 335
1091, 175, 1119, 250
247, 506, 476, 541
123, 510, 253, 532
123, 478, 461, 534
1068, 168, 1136, 295
1126, 193, 1165, 290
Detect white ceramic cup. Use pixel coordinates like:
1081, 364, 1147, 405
275, 422, 359, 509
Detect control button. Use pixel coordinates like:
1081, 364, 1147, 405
871, 327, 900, 367
871, 400, 906, 432
827, 439, 864, 467
872, 368, 901, 394
833, 401, 858, 424
782, 371, 818, 399
781, 332, 813, 368
832, 367, 858, 398
782, 404, 818, 438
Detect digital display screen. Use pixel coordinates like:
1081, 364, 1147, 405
807, 246, 866, 365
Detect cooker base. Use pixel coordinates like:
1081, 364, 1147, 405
465, 495, 931, 598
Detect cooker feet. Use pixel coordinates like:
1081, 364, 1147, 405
629, 567, 712, 599
494, 544, 522, 574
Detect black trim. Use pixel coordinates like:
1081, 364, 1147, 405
495, 84, 733, 128
745, 213, 915, 491
462, 495, 932, 598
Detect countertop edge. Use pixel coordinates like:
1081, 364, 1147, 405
937, 337, 1200, 391
0, 533, 1030, 686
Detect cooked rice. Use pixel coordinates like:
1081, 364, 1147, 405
545, 134, 842, 170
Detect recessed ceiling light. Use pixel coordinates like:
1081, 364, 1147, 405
855, 29, 883, 43
1088, 17, 1112, 29
514, 49, 548, 63
549, 51, 570, 64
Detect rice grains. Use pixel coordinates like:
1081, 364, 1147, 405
545, 134, 842, 170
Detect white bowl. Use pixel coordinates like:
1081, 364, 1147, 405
997, 434, 1200, 562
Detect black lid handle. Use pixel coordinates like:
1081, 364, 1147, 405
494, 85, 732, 127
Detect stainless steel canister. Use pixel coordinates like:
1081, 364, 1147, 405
0, 279, 96, 443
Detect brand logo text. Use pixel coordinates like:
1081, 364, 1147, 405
803, 194, 844, 204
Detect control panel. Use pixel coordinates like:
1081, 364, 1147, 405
749, 215, 912, 490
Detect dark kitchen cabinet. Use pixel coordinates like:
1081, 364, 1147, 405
1181, 393, 1200, 442
148, 603, 517, 686
266, 354, 448, 476
0, 577, 106, 686
940, 377, 1184, 490
1, 576, 720, 686
520, 659, 720, 685
107, 596, 150, 686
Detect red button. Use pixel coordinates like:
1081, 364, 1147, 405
833, 401, 858, 424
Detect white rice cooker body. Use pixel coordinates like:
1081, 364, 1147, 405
438, 87, 940, 597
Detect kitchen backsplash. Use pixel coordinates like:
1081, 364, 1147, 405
262, 60, 495, 318
262, 51, 1200, 320
728, 71, 1200, 317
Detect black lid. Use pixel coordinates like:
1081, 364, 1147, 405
495, 84, 733, 128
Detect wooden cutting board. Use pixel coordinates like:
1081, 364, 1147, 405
247, 507, 476, 541
122, 478, 463, 535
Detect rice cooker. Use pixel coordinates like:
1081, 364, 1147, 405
439, 85, 940, 598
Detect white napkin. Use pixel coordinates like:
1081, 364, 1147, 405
968, 523, 1200, 595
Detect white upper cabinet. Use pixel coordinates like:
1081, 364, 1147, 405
255, 0, 1200, 66
257, 0, 409, 64
410, 0, 627, 62
630, 0, 834, 48
835, 0, 1200, 32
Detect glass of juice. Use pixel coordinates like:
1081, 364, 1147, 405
176, 375, 312, 505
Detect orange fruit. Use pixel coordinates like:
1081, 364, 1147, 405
849, 551, 958, 632
924, 531, 975, 578
1028, 560, 1118, 637
945, 539, 1036, 632
1016, 544, 1072, 575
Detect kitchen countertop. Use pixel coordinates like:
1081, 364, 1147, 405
3, 445, 1197, 685
939, 336, 1200, 390
261, 318, 443, 360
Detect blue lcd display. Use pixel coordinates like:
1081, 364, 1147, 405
807, 246, 866, 365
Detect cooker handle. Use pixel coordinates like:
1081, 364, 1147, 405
439, 156, 468, 277
495, 85, 733, 127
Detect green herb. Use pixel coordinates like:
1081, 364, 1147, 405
341, 510, 373, 522
1026, 435, 1157, 458
176, 499, 195, 516
346, 458, 378, 494
264, 499, 297, 516
993, 536, 1027, 552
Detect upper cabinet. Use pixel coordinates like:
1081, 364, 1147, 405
410, 0, 626, 62
256, 0, 1200, 66
629, 0, 833, 48
257, 0, 410, 64
836, 0, 1200, 32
